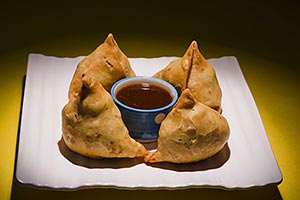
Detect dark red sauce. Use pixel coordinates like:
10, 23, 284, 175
116, 83, 173, 109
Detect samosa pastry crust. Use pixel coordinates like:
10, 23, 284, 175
62, 76, 148, 159
68, 33, 135, 100
152, 48, 192, 94
153, 41, 222, 112
145, 89, 229, 163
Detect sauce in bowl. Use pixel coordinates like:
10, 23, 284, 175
116, 83, 173, 109
111, 76, 178, 142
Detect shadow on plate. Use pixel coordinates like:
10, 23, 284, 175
57, 138, 144, 169
145, 143, 231, 172
58, 137, 230, 171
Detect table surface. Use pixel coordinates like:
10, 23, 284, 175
1, 1, 299, 199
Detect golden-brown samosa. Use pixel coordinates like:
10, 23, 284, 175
68, 33, 135, 100
62, 76, 148, 159
153, 41, 222, 112
144, 89, 229, 163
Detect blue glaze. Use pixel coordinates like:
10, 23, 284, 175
111, 76, 178, 142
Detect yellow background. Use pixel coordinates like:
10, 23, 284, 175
1, 1, 299, 199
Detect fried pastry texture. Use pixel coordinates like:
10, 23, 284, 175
68, 33, 135, 100
62, 76, 148, 159
153, 41, 222, 112
144, 89, 229, 163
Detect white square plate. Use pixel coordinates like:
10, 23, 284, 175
16, 54, 282, 189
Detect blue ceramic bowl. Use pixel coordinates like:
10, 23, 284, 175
111, 76, 178, 142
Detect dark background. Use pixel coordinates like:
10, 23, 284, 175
1, 0, 299, 199
1, 0, 299, 65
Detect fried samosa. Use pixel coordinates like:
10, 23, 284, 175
153, 41, 222, 112
62, 76, 148, 159
144, 89, 229, 163
68, 33, 135, 100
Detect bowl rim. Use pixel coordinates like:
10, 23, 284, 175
110, 76, 178, 113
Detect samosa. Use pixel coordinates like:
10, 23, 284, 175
153, 41, 222, 112
62, 76, 148, 159
145, 89, 229, 163
68, 33, 135, 100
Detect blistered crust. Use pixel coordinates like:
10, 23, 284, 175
153, 41, 222, 112
145, 89, 229, 163
68, 33, 135, 100
62, 76, 148, 159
